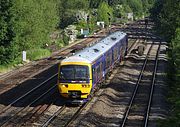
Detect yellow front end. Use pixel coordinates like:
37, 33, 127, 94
57, 62, 92, 99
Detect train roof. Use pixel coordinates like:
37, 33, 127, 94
61, 31, 127, 64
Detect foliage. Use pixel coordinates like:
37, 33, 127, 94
150, 0, 179, 40
0, 0, 18, 65
150, 0, 180, 126
113, 4, 132, 19
0, 54, 22, 73
97, 2, 113, 26
0, 0, 156, 66
59, 0, 89, 28
27, 48, 51, 61
159, 28, 180, 127
159, 0, 179, 40
127, 0, 143, 18
0, 0, 59, 65
12, 0, 59, 50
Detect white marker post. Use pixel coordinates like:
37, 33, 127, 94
22, 51, 26, 62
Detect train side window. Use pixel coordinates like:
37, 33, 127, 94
96, 64, 101, 79
110, 51, 112, 65
113, 46, 118, 61
106, 53, 111, 69
100, 62, 102, 76
97, 61, 104, 78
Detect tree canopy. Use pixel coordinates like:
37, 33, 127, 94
97, 2, 113, 25
0, 0, 155, 65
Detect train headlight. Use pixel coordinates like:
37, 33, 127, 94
82, 84, 90, 88
62, 84, 68, 88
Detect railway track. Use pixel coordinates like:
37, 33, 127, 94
33, 38, 140, 127
121, 39, 161, 127
0, 21, 151, 127
0, 26, 118, 126
32, 78, 106, 127
0, 74, 58, 126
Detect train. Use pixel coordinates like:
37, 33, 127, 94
57, 31, 128, 104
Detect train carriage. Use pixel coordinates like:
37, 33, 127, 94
57, 31, 128, 104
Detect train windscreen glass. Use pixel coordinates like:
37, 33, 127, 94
59, 65, 89, 83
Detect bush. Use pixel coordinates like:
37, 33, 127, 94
0, 54, 22, 73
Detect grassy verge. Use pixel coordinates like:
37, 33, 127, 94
0, 48, 51, 73
26, 48, 51, 61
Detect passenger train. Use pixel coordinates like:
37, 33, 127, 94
57, 31, 128, 104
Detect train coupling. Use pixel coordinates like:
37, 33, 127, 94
67, 99, 84, 105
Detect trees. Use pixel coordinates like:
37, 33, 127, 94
127, 0, 143, 18
159, 0, 179, 40
0, 0, 17, 64
12, 0, 59, 50
0, 0, 60, 64
0, 0, 156, 65
150, 0, 180, 126
97, 2, 113, 26
151, 0, 179, 40
59, 0, 89, 28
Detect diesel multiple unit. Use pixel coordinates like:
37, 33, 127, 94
57, 31, 128, 103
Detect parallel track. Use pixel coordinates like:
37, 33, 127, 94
121, 40, 161, 127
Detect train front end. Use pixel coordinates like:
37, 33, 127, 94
57, 58, 92, 103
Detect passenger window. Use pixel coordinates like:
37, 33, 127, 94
113, 47, 118, 60
106, 54, 111, 69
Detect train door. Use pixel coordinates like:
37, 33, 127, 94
92, 65, 96, 86
95, 61, 103, 83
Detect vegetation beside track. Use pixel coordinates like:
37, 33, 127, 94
0, 0, 154, 71
150, 0, 180, 126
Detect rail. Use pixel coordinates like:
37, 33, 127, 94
121, 40, 156, 127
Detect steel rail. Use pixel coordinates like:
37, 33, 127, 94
0, 84, 57, 127
18, 98, 58, 127
41, 105, 66, 127
121, 41, 154, 127
64, 100, 92, 127
143, 41, 161, 127
0, 73, 58, 115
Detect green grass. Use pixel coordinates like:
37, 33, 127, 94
0, 48, 51, 73
27, 48, 51, 61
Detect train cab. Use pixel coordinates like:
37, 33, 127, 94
58, 56, 93, 100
